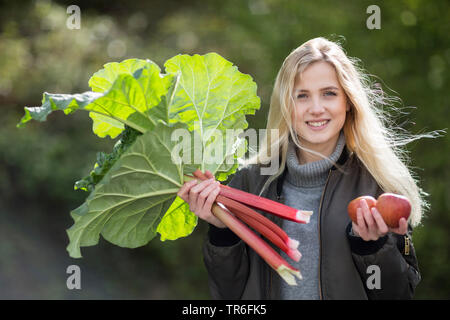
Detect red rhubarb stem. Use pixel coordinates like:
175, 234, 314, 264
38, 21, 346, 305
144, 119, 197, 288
211, 203, 302, 286
193, 169, 298, 250
225, 204, 301, 262
190, 169, 312, 224
219, 184, 312, 223
216, 194, 299, 250
192, 170, 298, 249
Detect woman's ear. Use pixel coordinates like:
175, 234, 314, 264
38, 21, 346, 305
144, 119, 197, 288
345, 97, 351, 112
346, 101, 353, 112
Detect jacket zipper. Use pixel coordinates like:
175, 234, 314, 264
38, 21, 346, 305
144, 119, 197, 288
318, 169, 332, 300
404, 236, 410, 255
268, 170, 332, 299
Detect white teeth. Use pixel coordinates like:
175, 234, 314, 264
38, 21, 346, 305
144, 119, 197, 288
307, 120, 328, 127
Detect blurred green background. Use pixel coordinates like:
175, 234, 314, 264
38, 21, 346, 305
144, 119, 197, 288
0, 0, 448, 299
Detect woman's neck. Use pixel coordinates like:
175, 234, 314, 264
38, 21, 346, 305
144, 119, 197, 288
296, 135, 340, 164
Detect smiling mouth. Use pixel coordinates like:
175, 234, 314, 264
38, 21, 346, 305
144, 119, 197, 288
306, 120, 330, 127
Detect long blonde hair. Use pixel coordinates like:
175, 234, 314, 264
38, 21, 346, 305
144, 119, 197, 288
250, 37, 440, 227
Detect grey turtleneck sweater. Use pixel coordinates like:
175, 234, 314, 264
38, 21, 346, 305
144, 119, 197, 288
278, 131, 346, 300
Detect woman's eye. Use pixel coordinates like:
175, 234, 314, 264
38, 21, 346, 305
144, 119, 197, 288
297, 92, 336, 99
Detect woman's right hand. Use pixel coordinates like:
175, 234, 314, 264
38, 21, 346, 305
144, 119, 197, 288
177, 170, 226, 228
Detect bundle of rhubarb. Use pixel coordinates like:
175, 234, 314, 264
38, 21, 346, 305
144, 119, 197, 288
17, 53, 310, 285
188, 169, 312, 285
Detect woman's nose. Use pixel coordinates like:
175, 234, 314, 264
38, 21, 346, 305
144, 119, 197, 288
308, 97, 325, 114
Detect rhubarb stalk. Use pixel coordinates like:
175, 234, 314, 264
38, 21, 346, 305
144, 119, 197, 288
212, 203, 302, 286
216, 194, 299, 250
226, 204, 302, 262
190, 169, 312, 223
192, 170, 299, 250
219, 184, 312, 223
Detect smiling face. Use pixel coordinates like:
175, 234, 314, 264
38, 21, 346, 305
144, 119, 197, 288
292, 61, 349, 162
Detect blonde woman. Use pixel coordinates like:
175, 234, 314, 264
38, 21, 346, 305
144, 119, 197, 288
178, 37, 430, 299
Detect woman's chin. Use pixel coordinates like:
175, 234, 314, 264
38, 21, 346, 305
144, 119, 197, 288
299, 131, 339, 148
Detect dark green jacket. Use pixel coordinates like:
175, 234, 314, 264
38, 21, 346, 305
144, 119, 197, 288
202, 147, 421, 299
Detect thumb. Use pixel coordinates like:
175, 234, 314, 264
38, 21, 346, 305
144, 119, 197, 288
205, 170, 215, 179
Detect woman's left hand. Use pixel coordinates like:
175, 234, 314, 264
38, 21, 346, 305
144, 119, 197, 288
352, 199, 408, 241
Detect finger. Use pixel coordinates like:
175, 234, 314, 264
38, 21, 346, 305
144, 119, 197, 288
177, 180, 198, 200
371, 207, 389, 235
202, 183, 220, 212
204, 170, 214, 179
198, 181, 220, 211
190, 179, 215, 210
360, 200, 376, 237
391, 217, 408, 235
193, 169, 207, 180
399, 218, 408, 234
356, 208, 368, 239
190, 178, 215, 194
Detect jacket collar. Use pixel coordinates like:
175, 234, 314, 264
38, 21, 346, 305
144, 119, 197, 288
276, 146, 351, 198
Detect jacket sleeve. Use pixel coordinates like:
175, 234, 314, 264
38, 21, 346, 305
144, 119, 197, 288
346, 222, 421, 299
203, 236, 249, 299
202, 167, 251, 299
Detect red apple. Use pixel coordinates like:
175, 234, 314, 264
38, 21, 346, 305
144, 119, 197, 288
375, 193, 411, 228
347, 195, 377, 223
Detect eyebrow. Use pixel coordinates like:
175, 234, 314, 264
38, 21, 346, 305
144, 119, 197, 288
295, 86, 339, 92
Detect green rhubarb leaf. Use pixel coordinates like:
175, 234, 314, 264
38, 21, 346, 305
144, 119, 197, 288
89, 59, 160, 138
164, 52, 260, 135
89, 112, 124, 139
17, 62, 176, 138
18, 53, 262, 255
66, 122, 189, 258
89, 58, 153, 93
156, 196, 197, 241
163, 52, 260, 179
74, 125, 142, 192
87, 59, 160, 138
154, 53, 261, 240
201, 129, 246, 179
